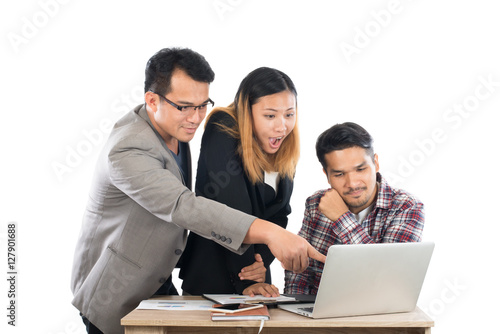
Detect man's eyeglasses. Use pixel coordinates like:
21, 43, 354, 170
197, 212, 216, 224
152, 91, 214, 114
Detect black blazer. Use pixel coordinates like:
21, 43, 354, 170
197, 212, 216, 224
179, 111, 294, 294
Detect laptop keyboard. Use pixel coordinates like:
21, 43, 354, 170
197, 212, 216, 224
298, 307, 314, 313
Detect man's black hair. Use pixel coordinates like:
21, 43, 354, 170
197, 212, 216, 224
316, 122, 374, 170
144, 47, 215, 95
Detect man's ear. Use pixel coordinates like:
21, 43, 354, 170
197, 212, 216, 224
373, 153, 380, 173
144, 91, 159, 112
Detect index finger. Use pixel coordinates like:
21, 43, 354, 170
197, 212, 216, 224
308, 244, 326, 264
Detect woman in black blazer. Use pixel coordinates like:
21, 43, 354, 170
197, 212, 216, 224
179, 67, 299, 296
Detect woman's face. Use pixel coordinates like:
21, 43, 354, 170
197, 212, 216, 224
251, 90, 296, 155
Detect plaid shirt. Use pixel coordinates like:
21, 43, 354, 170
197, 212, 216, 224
284, 173, 424, 295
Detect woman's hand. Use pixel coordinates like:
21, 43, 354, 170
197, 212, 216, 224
242, 283, 280, 297
239, 253, 266, 282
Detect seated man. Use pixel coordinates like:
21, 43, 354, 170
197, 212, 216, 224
285, 122, 424, 295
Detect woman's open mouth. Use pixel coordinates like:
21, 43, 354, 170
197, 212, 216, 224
269, 136, 284, 149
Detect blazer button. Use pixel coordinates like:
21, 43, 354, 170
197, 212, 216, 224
215, 234, 221, 240
226, 238, 232, 244
159, 277, 167, 284
221, 236, 227, 242
174, 249, 182, 255
211, 231, 216, 237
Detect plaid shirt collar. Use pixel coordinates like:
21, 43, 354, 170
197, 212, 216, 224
374, 173, 393, 211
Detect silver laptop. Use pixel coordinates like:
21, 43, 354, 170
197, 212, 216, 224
279, 242, 434, 318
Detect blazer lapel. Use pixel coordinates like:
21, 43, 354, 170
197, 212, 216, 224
254, 179, 267, 214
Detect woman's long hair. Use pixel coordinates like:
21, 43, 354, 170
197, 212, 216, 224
206, 67, 300, 184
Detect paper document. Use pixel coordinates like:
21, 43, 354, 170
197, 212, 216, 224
203, 294, 296, 305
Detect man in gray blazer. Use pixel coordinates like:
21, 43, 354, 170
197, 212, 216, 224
70, 48, 325, 334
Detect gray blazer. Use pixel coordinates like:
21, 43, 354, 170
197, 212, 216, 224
70, 105, 255, 334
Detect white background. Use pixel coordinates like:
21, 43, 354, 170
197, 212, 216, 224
1, 0, 499, 333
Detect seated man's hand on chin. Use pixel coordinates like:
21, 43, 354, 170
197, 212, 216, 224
318, 188, 349, 222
